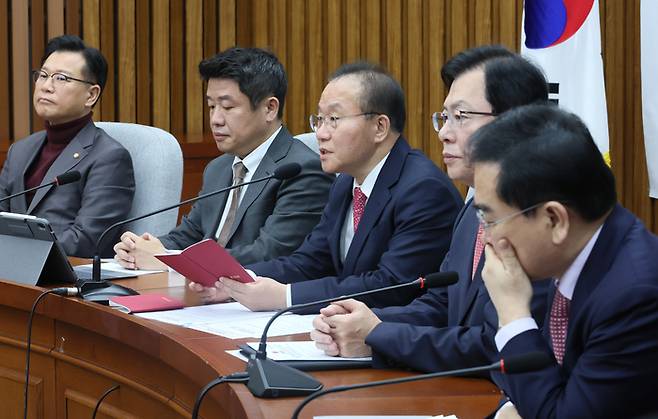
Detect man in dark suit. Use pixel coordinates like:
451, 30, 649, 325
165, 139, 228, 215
310, 46, 550, 371
114, 48, 333, 267
0, 35, 135, 257
196, 62, 463, 311
470, 104, 658, 418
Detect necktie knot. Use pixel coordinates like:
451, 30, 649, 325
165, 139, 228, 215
353, 187, 367, 232
232, 162, 247, 185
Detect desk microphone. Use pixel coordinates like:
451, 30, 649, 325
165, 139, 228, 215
88, 163, 302, 290
0, 170, 81, 204
291, 351, 552, 419
246, 271, 458, 398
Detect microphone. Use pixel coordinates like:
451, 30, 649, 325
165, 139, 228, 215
88, 163, 302, 287
291, 351, 552, 419
0, 170, 81, 203
245, 271, 458, 398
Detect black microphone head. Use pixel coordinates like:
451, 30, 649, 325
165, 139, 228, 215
501, 351, 552, 374
273, 163, 301, 180
422, 271, 459, 288
55, 171, 81, 186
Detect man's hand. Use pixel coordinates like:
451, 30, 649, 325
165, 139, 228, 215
188, 281, 231, 304
314, 299, 380, 358
113, 232, 168, 270
496, 402, 522, 419
482, 238, 533, 326
220, 276, 287, 311
310, 304, 350, 356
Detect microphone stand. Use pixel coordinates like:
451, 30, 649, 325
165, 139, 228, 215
291, 351, 551, 419
90, 173, 280, 284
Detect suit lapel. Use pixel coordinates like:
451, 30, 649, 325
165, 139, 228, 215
14, 134, 47, 213
226, 128, 291, 242
342, 137, 409, 274
27, 123, 95, 214
564, 205, 635, 352
327, 176, 353, 272
455, 202, 484, 324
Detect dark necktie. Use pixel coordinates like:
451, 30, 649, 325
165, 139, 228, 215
217, 162, 247, 246
352, 187, 367, 232
549, 286, 571, 364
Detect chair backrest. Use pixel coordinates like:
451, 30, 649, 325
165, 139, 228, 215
96, 122, 183, 236
294, 132, 319, 154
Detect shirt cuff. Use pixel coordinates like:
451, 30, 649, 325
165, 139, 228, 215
285, 284, 292, 308
493, 401, 515, 419
244, 268, 257, 280
495, 317, 538, 351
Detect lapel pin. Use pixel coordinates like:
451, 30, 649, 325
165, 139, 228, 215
73, 152, 80, 159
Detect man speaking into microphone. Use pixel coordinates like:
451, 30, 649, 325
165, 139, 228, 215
114, 47, 333, 268
0, 35, 135, 257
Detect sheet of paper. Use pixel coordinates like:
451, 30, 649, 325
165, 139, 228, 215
238, 341, 371, 362
75, 261, 164, 276
136, 302, 315, 338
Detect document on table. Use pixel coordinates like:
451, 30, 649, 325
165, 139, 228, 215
74, 261, 165, 279
227, 341, 372, 362
135, 302, 315, 339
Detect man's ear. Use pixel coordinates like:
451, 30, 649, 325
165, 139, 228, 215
85, 85, 101, 108
373, 114, 391, 143
263, 97, 280, 122
544, 201, 570, 245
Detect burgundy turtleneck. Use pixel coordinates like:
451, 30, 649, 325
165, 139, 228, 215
24, 112, 93, 205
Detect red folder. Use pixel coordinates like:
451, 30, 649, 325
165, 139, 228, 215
109, 293, 185, 314
154, 239, 254, 287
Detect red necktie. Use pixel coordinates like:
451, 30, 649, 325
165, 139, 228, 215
549, 287, 571, 364
471, 224, 485, 279
353, 187, 367, 232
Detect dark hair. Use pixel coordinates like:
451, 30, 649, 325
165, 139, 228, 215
441, 45, 548, 114
329, 61, 406, 133
198, 47, 287, 119
42, 35, 108, 93
468, 103, 616, 221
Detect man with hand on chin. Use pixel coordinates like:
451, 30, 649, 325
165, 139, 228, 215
470, 104, 658, 418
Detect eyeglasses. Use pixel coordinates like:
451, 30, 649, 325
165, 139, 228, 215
431, 109, 496, 132
476, 202, 545, 230
32, 69, 95, 86
309, 112, 379, 132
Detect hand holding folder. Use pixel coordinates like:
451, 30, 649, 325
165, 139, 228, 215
155, 239, 254, 287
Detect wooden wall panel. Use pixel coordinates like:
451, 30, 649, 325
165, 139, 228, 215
0, 0, 655, 233
0, 0, 10, 150
11, 0, 30, 140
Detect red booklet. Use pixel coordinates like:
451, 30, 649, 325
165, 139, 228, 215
154, 239, 254, 287
109, 293, 185, 314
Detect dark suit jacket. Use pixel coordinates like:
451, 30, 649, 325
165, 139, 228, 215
0, 122, 135, 257
159, 127, 334, 265
248, 136, 464, 310
493, 205, 658, 418
366, 200, 549, 372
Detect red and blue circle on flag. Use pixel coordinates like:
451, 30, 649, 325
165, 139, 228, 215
524, 0, 594, 48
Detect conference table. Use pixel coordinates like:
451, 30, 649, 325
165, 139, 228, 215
0, 261, 501, 419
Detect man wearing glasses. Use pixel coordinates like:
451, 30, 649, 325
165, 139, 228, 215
194, 61, 463, 311
310, 46, 551, 373
0, 35, 135, 257
471, 103, 658, 418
